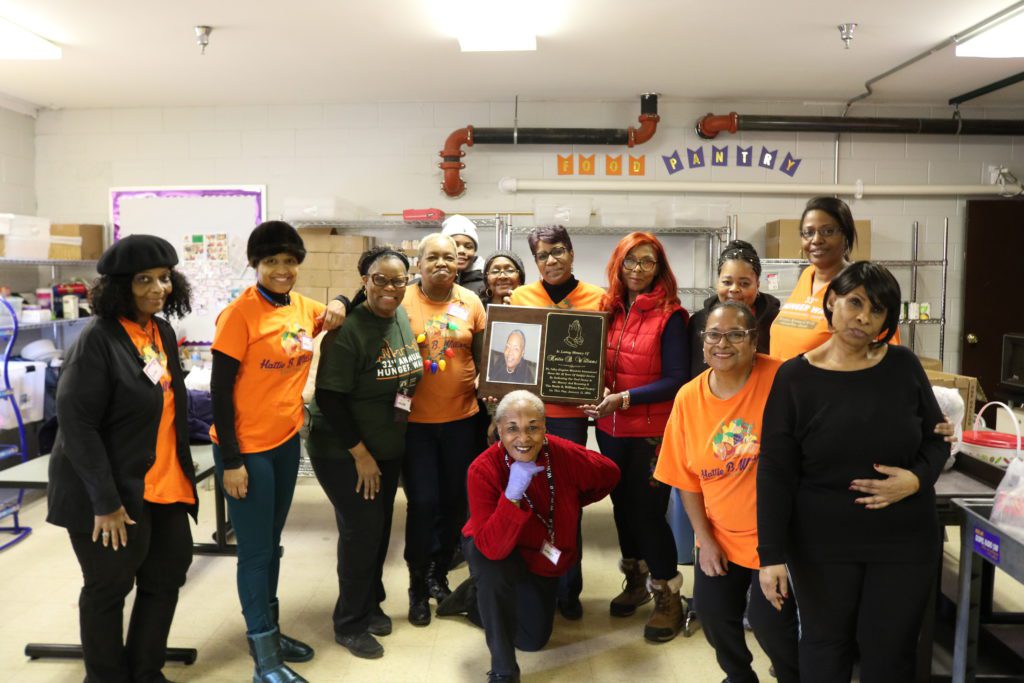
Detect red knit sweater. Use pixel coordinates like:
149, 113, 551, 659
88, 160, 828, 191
462, 434, 620, 577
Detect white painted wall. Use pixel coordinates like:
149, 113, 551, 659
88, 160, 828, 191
0, 106, 36, 215
32, 99, 1024, 372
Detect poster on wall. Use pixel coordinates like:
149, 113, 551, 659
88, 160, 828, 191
110, 186, 267, 343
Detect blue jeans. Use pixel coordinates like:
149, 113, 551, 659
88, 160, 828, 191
545, 417, 588, 603
668, 488, 696, 565
213, 433, 300, 634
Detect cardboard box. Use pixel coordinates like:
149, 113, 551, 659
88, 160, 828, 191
292, 286, 328, 303
926, 369, 979, 431
328, 252, 360, 271
303, 251, 329, 270
765, 219, 872, 261
330, 270, 364, 290
917, 356, 943, 372
329, 235, 369, 253
297, 227, 333, 252
300, 269, 331, 288
0, 214, 50, 259
48, 224, 105, 260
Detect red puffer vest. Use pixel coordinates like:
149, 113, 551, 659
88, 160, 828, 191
596, 285, 684, 438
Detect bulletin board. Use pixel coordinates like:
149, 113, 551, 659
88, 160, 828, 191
110, 185, 267, 343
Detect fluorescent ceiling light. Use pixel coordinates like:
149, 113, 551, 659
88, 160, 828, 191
0, 16, 61, 60
956, 12, 1024, 58
458, 33, 536, 52
428, 0, 566, 52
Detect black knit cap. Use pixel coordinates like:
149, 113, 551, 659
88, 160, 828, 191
97, 235, 178, 275
247, 220, 306, 267
483, 249, 526, 283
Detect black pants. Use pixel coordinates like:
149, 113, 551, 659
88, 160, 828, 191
69, 502, 193, 683
311, 456, 401, 637
546, 416, 588, 603
694, 555, 799, 683
403, 416, 480, 571
788, 557, 936, 683
465, 536, 558, 677
596, 431, 678, 580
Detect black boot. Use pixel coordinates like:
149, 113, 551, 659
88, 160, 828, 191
270, 599, 315, 663
437, 576, 476, 617
247, 627, 308, 683
426, 561, 452, 603
408, 567, 431, 627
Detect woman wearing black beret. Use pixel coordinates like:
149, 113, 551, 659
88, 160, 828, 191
48, 234, 199, 683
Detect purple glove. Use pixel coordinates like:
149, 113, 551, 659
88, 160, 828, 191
505, 461, 545, 502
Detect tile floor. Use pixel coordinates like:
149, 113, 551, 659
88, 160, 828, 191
1, 477, 1021, 682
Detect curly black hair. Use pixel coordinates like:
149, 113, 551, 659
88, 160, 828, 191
90, 269, 193, 321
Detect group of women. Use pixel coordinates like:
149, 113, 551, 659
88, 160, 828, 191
47, 197, 952, 683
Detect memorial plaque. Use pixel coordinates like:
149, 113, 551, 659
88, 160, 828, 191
478, 304, 607, 404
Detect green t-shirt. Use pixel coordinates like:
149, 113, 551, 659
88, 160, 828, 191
307, 304, 422, 461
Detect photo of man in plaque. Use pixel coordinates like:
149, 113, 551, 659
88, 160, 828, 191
487, 323, 540, 385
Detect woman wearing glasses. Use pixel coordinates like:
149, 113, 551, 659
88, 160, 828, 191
307, 246, 423, 659
770, 196, 898, 360
655, 301, 800, 683
581, 232, 693, 642
509, 224, 604, 619
481, 250, 526, 307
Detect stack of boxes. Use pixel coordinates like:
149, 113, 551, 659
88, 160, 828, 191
294, 228, 371, 303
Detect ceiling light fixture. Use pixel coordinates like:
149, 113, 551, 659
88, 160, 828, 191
0, 17, 61, 60
195, 25, 212, 55
428, 0, 563, 52
956, 11, 1024, 58
837, 23, 857, 50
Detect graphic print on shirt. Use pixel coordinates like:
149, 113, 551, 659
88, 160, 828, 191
377, 340, 422, 381
702, 417, 760, 481
775, 295, 823, 330
280, 322, 308, 356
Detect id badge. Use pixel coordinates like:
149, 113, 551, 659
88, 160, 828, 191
299, 333, 314, 352
540, 540, 562, 565
143, 358, 164, 385
447, 303, 469, 321
394, 393, 412, 423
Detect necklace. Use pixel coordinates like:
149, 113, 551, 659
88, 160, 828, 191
414, 284, 458, 374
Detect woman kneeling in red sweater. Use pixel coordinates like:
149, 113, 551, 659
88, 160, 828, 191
439, 390, 620, 683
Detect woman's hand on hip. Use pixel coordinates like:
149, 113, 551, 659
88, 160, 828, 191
353, 452, 382, 501
850, 464, 921, 509
759, 564, 790, 611
92, 506, 135, 551
697, 537, 729, 578
223, 465, 249, 500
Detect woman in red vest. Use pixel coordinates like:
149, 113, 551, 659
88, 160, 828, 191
581, 232, 693, 642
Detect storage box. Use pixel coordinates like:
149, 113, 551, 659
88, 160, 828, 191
0, 214, 50, 259
328, 252, 360, 272
303, 252, 329, 270
926, 369, 979, 431
300, 269, 331, 288
403, 208, 445, 222
330, 271, 364, 291
917, 355, 943, 372
48, 224, 105, 260
765, 219, 872, 261
329, 235, 369, 254
292, 286, 328, 303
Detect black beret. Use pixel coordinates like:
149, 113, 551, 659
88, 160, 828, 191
97, 235, 179, 275
247, 220, 306, 267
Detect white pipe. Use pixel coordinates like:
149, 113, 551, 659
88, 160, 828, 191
497, 176, 1023, 198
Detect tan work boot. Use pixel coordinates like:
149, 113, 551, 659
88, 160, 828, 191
609, 558, 652, 617
644, 573, 684, 642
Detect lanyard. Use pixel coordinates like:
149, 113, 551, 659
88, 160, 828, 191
504, 447, 555, 544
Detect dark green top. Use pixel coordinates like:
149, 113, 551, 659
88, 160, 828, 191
307, 304, 422, 461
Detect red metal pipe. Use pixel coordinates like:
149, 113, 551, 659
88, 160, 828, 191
628, 112, 660, 146
696, 112, 740, 139
439, 126, 474, 198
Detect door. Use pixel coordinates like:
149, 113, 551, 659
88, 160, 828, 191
962, 198, 1024, 402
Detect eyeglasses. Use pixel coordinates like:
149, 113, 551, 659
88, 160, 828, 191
369, 274, 409, 289
534, 246, 569, 262
700, 329, 756, 344
799, 226, 840, 240
622, 257, 658, 272
488, 267, 519, 277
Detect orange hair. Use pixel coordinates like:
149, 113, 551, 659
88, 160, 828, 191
601, 232, 680, 312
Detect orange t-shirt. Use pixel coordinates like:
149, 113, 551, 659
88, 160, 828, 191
654, 355, 782, 570
210, 286, 325, 453
403, 283, 486, 424
118, 317, 194, 505
509, 279, 605, 418
769, 265, 900, 361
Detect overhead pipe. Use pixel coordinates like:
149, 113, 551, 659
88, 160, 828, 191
497, 177, 1024, 198
696, 112, 1024, 139
439, 93, 660, 198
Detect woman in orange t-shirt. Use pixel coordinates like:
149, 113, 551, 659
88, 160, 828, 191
210, 221, 344, 682
655, 301, 799, 683
48, 235, 197, 683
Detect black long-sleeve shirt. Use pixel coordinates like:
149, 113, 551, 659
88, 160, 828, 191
756, 345, 948, 566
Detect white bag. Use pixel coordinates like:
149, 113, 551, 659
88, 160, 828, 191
932, 385, 965, 470
986, 402, 1024, 538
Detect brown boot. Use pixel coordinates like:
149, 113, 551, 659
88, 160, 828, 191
644, 573, 684, 642
609, 558, 651, 617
